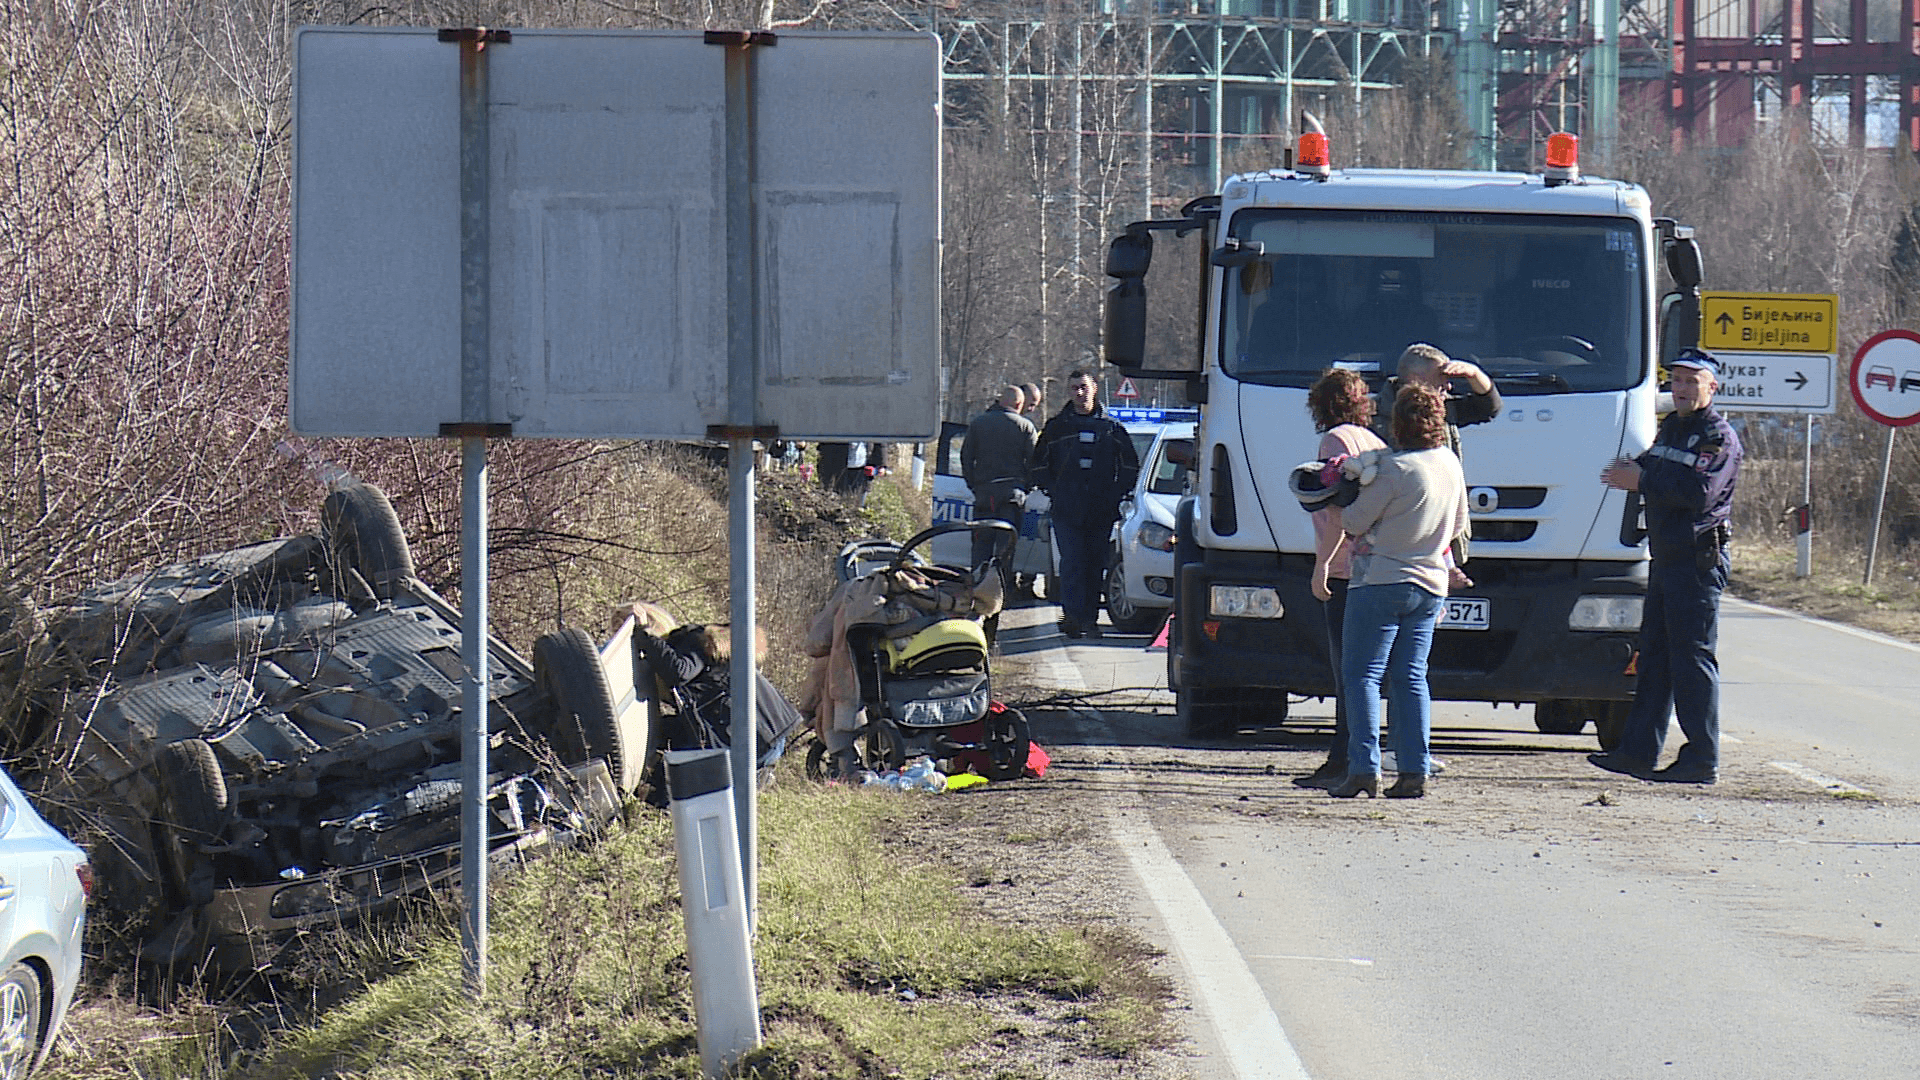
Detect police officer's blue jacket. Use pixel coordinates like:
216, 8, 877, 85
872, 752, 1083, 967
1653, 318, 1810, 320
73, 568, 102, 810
1635, 405, 1742, 556
1032, 403, 1140, 531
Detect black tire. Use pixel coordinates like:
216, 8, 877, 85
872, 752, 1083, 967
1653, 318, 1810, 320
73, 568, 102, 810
980, 707, 1032, 782
534, 628, 626, 785
1594, 701, 1631, 752
1179, 687, 1236, 739
1104, 548, 1163, 635
0, 961, 44, 1080
863, 723, 906, 773
322, 484, 414, 598
160, 738, 229, 841
1533, 700, 1589, 736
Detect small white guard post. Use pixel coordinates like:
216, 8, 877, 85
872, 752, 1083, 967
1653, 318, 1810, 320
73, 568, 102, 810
666, 748, 762, 1076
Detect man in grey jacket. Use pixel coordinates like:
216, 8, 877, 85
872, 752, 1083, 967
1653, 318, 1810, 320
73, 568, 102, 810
962, 385, 1038, 582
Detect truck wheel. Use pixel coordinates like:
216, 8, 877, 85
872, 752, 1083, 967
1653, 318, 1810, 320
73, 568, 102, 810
1179, 688, 1238, 739
1533, 700, 1588, 735
533, 628, 627, 786
322, 483, 415, 598
1104, 549, 1162, 635
1594, 701, 1631, 752
160, 738, 229, 841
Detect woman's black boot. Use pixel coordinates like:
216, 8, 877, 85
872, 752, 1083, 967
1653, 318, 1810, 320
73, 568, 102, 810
1384, 774, 1427, 799
1328, 773, 1379, 799
1293, 759, 1347, 789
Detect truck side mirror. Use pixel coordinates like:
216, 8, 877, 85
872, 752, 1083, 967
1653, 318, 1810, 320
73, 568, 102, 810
1658, 289, 1701, 368
1664, 236, 1702, 289
1106, 231, 1153, 279
1103, 276, 1147, 369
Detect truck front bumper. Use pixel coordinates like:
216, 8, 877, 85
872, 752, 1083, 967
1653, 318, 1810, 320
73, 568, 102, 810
1174, 551, 1645, 704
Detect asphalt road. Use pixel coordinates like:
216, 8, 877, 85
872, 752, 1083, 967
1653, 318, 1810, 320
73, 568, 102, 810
998, 597, 1920, 1080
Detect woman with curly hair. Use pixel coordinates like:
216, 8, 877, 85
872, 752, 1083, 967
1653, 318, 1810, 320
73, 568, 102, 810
1330, 384, 1467, 799
1296, 368, 1390, 789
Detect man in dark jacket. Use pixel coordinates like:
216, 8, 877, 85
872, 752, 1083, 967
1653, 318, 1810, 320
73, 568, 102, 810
1589, 349, 1742, 784
1378, 342, 1502, 579
1032, 369, 1139, 638
961, 385, 1038, 574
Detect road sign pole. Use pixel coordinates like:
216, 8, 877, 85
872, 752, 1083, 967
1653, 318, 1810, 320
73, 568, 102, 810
1864, 426, 1895, 587
448, 26, 507, 1001
714, 30, 767, 937
1797, 414, 1813, 578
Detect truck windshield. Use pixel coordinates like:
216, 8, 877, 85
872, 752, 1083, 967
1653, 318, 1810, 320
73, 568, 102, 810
1221, 209, 1644, 394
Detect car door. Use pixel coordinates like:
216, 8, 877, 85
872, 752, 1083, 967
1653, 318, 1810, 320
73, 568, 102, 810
930, 422, 974, 567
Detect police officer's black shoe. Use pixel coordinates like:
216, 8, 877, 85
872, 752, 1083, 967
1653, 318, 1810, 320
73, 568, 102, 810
1651, 761, 1717, 785
1587, 752, 1654, 780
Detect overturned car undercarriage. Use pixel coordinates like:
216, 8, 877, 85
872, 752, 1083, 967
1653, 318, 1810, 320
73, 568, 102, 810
12, 483, 654, 968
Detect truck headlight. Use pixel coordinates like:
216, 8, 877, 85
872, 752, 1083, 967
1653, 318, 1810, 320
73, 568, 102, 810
1569, 595, 1642, 631
1138, 522, 1175, 552
1210, 585, 1283, 619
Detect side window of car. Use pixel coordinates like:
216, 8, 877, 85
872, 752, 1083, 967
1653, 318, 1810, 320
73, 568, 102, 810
1149, 439, 1194, 495
936, 422, 967, 476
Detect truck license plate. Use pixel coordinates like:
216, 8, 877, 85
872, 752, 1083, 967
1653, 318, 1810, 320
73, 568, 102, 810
1438, 597, 1490, 630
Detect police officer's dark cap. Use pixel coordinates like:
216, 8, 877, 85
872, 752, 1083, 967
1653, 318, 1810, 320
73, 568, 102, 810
1670, 348, 1719, 376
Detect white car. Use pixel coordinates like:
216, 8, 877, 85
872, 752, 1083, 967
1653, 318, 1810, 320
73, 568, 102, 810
0, 763, 88, 1080
1105, 420, 1197, 634
928, 420, 1054, 581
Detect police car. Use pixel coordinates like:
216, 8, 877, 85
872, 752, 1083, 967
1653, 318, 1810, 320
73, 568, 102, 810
929, 419, 1054, 582
1105, 414, 1197, 633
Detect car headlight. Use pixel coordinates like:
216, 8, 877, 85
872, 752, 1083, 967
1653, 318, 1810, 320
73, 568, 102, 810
1569, 595, 1642, 631
1138, 522, 1175, 552
1210, 585, 1283, 619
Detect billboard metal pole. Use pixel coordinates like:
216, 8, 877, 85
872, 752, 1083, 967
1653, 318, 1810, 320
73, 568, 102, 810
443, 26, 512, 999
710, 30, 775, 931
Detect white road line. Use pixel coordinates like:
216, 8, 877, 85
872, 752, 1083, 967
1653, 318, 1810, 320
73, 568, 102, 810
1247, 954, 1376, 967
1727, 597, 1920, 655
1033, 646, 1313, 1079
1106, 805, 1314, 1080
1767, 760, 1873, 796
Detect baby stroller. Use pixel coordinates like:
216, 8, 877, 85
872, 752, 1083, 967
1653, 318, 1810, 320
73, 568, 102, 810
808, 519, 1031, 782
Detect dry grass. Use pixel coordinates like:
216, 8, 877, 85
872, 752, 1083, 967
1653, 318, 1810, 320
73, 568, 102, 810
1729, 534, 1920, 643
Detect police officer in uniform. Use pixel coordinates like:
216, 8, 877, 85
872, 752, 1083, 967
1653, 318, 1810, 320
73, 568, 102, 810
1589, 348, 1743, 784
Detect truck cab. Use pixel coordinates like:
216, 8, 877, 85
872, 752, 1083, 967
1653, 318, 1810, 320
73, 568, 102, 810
1104, 126, 1704, 747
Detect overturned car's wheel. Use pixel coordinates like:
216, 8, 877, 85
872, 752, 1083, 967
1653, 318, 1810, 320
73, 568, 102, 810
534, 627, 629, 787
322, 483, 415, 599
160, 738, 229, 842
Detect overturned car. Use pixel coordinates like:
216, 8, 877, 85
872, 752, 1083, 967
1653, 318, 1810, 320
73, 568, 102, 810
14, 484, 655, 965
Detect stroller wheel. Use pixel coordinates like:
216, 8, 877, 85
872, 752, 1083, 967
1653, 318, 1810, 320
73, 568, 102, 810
981, 707, 1032, 782
865, 723, 907, 773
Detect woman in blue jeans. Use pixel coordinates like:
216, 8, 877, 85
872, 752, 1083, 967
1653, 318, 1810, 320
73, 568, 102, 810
1332, 385, 1468, 799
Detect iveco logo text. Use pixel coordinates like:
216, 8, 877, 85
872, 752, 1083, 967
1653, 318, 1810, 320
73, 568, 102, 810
1469, 487, 1500, 513
1532, 278, 1572, 289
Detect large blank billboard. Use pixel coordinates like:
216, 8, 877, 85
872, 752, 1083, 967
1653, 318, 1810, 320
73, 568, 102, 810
292, 28, 939, 440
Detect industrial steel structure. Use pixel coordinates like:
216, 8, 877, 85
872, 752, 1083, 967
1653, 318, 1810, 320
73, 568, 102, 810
921, 0, 1916, 187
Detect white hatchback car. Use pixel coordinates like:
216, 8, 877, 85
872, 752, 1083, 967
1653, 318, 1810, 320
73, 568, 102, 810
0, 763, 88, 1080
1105, 418, 1197, 634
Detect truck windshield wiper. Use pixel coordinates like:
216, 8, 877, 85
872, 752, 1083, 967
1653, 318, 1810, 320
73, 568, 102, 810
1493, 371, 1570, 390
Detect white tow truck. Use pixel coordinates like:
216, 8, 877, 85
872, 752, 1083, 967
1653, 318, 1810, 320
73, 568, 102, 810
1101, 123, 1706, 747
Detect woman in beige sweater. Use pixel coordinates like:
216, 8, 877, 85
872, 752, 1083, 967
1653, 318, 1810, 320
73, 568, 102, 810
1330, 385, 1468, 799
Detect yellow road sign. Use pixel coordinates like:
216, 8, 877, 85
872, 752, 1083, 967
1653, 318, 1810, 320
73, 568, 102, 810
1700, 292, 1838, 354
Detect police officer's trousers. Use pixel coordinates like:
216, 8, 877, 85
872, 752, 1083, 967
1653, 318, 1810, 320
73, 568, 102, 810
1619, 545, 1727, 769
